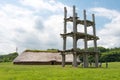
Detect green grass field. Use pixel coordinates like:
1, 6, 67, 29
0, 62, 120, 80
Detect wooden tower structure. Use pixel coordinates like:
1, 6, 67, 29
60, 6, 99, 68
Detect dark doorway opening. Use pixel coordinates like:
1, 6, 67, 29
51, 60, 56, 65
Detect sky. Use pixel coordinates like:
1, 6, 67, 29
0, 0, 120, 55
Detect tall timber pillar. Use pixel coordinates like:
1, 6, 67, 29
72, 6, 78, 67
62, 7, 67, 67
92, 14, 99, 67
83, 10, 89, 68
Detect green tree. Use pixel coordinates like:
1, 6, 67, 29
0, 52, 18, 62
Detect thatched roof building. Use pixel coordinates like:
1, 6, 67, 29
13, 51, 80, 65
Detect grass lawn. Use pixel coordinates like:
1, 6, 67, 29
0, 62, 120, 80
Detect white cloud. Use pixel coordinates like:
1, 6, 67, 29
19, 0, 68, 13
0, 3, 37, 54
0, 0, 71, 54
90, 7, 120, 19
90, 7, 120, 48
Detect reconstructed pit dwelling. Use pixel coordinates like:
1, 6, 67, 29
59, 6, 99, 68
13, 51, 76, 65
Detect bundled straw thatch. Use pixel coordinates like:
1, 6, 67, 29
13, 51, 76, 65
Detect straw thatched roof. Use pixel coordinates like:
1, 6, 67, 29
13, 51, 79, 64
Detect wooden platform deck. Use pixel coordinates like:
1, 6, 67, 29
65, 16, 94, 26
60, 32, 99, 40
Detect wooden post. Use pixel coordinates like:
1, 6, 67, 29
72, 5, 77, 67
62, 7, 67, 67
62, 53, 65, 67
106, 62, 108, 68
16, 47, 18, 53
92, 14, 98, 68
83, 10, 88, 68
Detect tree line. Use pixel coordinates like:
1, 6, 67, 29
82, 47, 120, 62
0, 47, 120, 62
0, 52, 18, 62
99, 47, 120, 62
